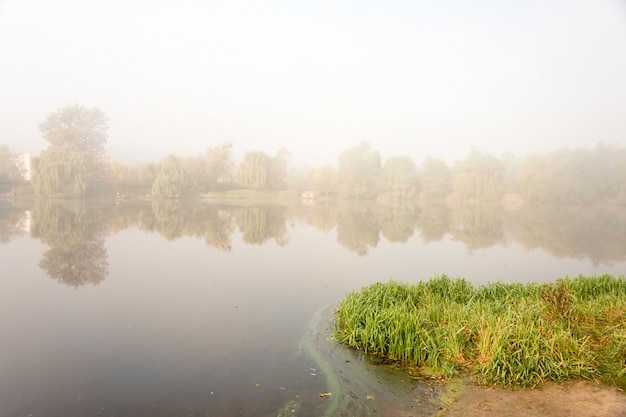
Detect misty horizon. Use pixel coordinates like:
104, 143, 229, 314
1, 0, 626, 167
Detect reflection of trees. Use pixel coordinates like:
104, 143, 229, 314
201, 210, 235, 250
183, 204, 235, 251
448, 203, 506, 252
306, 203, 337, 232
234, 206, 289, 246
378, 201, 419, 243
514, 205, 626, 266
23, 199, 626, 268
416, 203, 450, 243
147, 199, 186, 240
138, 201, 235, 250
336, 201, 380, 255
0, 207, 27, 243
30, 200, 109, 287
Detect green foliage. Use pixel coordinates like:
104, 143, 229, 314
0, 145, 23, 185
517, 145, 626, 204
311, 164, 338, 196
237, 151, 272, 190
381, 156, 419, 199
138, 162, 158, 188
418, 158, 451, 199
39, 105, 108, 153
337, 142, 381, 198
336, 275, 626, 388
236, 150, 288, 190
151, 154, 188, 199
206, 143, 235, 189
451, 151, 505, 201
32, 143, 101, 198
31, 105, 108, 198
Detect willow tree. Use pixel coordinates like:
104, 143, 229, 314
151, 154, 188, 199
31, 105, 108, 198
381, 156, 419, 199
236, 149, 289, 190
337, 142, 381, 198
0, 145, 22, 187
418, 157, 451, 199
206, 143, 235, 189
451, 151, 505, 201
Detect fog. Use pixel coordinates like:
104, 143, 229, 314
1, 0, 626, 165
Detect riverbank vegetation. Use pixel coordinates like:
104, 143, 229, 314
335, 275, 626, 388
3, 105, 626, 204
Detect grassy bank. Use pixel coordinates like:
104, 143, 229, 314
335, 275, 626, 388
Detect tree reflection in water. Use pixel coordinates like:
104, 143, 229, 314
336, 200, 380, 255
30, 200, 109, 287
0, 205, 27, 243
448, 202, 506, 252
234, 205, 289, 246
8, 199, 626, 286
378, 200, 419, 243
416, 202, 450, 243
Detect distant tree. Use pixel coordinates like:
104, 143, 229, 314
451, 151, 505, 201
206, 143, 235, 189
516, 154, 551, 202
183, 155, 209, 193
151, 154, 188, 199
237, 151, 272, 190
236, 149, 289, 190
311, 164, 338, 196
0, 145, 22, 186
31, 105, 108, 198
271, 148, 290, 190
381, 156, 419, 199
337, 142, 381, 198
507, 144, 626, 205
138, 161, 158, 188
418, 157, 451, 199
108, 161, 133, 193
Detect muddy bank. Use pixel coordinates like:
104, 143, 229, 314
440, 379, 625, 417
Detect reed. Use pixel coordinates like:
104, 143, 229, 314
335, 274, 626, 388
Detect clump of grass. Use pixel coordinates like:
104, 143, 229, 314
335, 274, 626, 388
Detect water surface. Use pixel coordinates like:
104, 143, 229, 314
1, 200, 625, 416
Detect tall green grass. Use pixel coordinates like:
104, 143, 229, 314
335, 274, 626, 388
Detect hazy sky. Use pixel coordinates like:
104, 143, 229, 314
1, 0, 625, 166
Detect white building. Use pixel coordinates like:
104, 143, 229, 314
15, 153, 32, 181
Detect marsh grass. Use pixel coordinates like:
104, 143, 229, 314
335, 274, 626, 388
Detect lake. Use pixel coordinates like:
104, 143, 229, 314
1, 199, 625, 416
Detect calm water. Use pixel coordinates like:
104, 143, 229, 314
1, 199, 625, 417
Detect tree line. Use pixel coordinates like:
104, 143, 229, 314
1, 105, 625, 204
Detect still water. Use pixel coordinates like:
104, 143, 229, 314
1, 200, 625, 416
